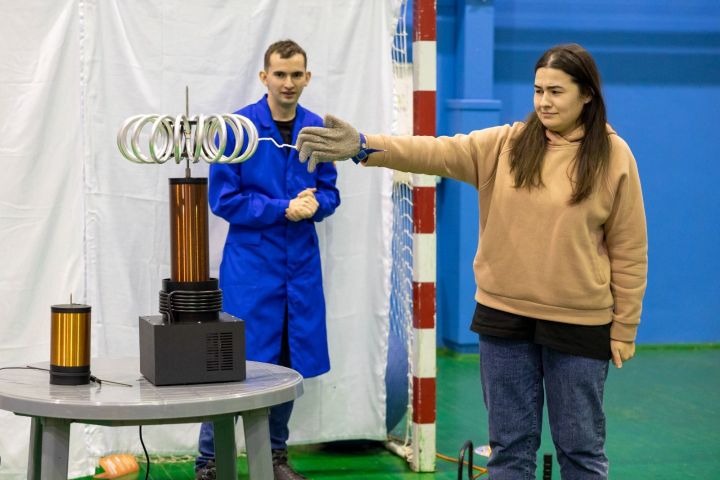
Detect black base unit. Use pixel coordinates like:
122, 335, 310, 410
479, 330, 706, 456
139, 313, 246, 386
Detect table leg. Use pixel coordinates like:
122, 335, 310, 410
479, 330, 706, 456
27, 417, 43, 480
40, 417, 70, 480
242, 408, 272, 480
213, 414, 238, 480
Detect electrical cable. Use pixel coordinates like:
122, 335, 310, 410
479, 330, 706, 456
88, 375, 133, 388
139, 425, 151, 480
258, 137, 298, 150
0, 366, 50, 373
436, 452, 488, 479
0, 366, 133, 387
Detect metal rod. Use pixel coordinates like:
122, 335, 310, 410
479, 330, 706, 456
185, 86, 191, 178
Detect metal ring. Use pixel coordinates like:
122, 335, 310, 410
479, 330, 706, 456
118, 113, 258, 164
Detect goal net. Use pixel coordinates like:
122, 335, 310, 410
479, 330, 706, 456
385, 0, 436, 472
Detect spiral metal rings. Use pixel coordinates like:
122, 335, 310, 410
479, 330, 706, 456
160, 289, 223, 324
117, 113, 259, 164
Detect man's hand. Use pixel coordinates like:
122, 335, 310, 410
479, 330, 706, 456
610, 340, 636, 368
296, 115, 361, 172
285, 189, 319, 221
297, 187, 317, 199
297, 188, 319, 217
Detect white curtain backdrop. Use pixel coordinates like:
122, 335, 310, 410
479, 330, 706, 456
0, 0, 399, 477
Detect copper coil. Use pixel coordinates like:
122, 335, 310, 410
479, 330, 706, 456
50, 304, 91, 368
169, 178, 209, 282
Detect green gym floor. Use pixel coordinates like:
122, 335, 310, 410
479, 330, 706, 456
75, 346, 720, 480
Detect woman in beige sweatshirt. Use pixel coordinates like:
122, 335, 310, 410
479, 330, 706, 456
297, 43, 647, 480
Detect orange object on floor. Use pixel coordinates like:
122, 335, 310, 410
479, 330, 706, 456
93, 453, 139, 479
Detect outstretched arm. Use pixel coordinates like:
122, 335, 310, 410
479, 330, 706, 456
297, 114, 514, 189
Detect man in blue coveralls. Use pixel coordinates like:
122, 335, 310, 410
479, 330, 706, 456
195, 39, 340, 480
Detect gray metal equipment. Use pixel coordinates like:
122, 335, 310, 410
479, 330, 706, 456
139, 311, 246, 386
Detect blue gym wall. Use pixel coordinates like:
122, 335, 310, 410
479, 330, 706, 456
430, 0, 720, 349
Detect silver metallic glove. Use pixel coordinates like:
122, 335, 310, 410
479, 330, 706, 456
296, 114, 361, 172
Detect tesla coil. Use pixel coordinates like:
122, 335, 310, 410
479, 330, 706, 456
116, 89, 259, 385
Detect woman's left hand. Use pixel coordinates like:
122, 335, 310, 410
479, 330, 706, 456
610, 340, 636, 368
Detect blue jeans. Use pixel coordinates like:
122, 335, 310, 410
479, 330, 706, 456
479, 335, 609, 480
195, 400, 295, 469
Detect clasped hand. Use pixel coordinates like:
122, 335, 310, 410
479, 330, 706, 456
286, 188, 319, 221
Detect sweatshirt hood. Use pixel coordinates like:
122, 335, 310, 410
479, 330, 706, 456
544, 124, 617, 146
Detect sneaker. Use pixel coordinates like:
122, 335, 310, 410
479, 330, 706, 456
272, 449, 307, 480
195, 459, 216, 480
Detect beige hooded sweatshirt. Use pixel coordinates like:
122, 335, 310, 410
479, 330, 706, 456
365, 123, 647, 342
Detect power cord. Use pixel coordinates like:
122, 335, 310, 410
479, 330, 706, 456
435, 439, 488, 479
0, 366, 51, 374
0, 366, 133, 387
435, 453, 487, 479
435, 444, 554, 480
139, 425, 151, 480
88, 374, 133, 387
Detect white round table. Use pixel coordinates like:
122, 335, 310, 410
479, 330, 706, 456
0, 357, 303, 479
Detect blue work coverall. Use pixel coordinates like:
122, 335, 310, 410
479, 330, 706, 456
208, 95, 340, 378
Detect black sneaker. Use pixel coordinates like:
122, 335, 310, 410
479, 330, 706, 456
272, 449, 307, 480
195, 459, 216, 480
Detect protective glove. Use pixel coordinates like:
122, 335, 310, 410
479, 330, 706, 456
296, 114, 361, 172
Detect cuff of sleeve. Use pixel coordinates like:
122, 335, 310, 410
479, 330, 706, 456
279, 199, 291, 219
351, 133, 384, 164
610, 321, 639, 342
362, 134, 388, 166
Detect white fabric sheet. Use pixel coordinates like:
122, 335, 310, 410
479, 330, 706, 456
0, 0, 399, 477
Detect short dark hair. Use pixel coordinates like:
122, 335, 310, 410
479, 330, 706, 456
263, 40, 307, 70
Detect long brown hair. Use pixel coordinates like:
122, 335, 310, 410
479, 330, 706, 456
510, 44, 610, 204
